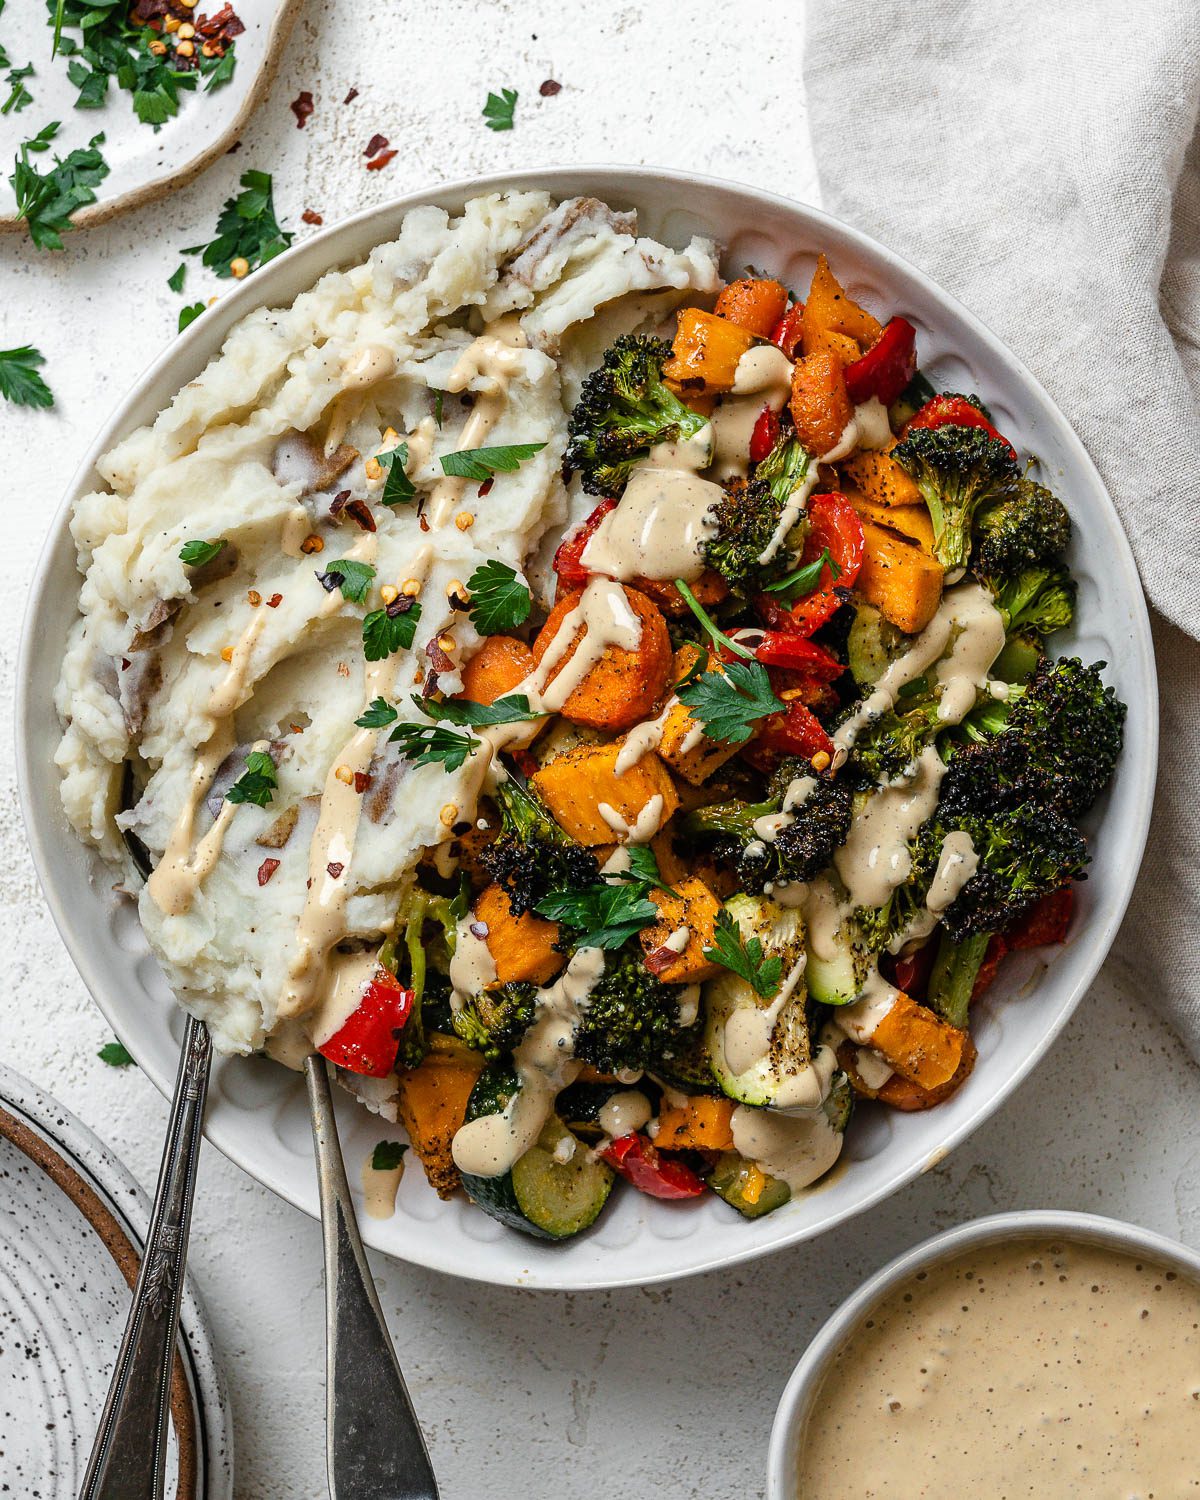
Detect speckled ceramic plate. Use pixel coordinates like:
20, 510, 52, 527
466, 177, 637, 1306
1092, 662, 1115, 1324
0, 1061, 233, 1496
16, 167, 1158, 1290
0, 0, 300, 233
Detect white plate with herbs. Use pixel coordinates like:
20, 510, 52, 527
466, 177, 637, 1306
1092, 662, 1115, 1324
0, 0, 299, 238
16, 166, 1157, 1290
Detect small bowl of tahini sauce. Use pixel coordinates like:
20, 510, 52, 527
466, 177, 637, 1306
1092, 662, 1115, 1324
767, 1211, 1200, 1499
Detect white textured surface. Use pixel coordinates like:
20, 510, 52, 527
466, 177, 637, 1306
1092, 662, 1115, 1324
0, 4, 1192, 1497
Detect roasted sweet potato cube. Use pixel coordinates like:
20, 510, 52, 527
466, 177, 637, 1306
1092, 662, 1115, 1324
847, 492, 935, 552
790, 350, 854, 458
474, 883, 565, 987
639, 876, 723, 984
657, 649, 744, 786
395, 1036, 486, 1198
663, 308, 759, 394
870, 993, 968, 1091
855, 518, 944, 633
840, 444, 923, 508
713, 278, 789, 338
460, 635, 535, 704
802, 253, 882, 360
531, 740, 678, 847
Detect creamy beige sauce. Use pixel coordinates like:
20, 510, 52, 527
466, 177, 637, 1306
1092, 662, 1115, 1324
580, 463, 721, 582
598, 1089, 653, 1139
360, 1149, 405, 1221
820, 396, 893, 464
730, 1100, 843, 1191
757, 465, 818, 566
709, 344, 794, 479
325, 342, 398, 454
926, 831, 979, 915
309, 948, 381, 1048
834, 746, 946, 910
449, 919, 499, 1000
795, 1237, 1200, 1498
597, 793, 666, 844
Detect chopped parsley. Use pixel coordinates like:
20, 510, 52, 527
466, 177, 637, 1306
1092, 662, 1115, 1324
673, 576, 755, 662
355, 696, 398, 729
319, 558, 375, 603
703, 909, 783, 998
482, 86, 518, 131
536, 881, 658, 950
167, 262, 186, 293
178, 301, 205, 332
387, 722, 478, 772
184, 169, 292, 278
10, 122, 109, 251
464, 559, 532, 635
226, 749, 277, 807
98, 1039, 134, 1067
378, 443, 415, 506
362, 599, 421, 661
370, 1140, 408, 1171
416, 693, 544, 729
179, 537, 226, 567
762, 547, 841, 603
611, 843, 673, 896
439, 442, 546, 482
678, 658, 783, 746
0, 345, 53, 409
2, 61, 34, 116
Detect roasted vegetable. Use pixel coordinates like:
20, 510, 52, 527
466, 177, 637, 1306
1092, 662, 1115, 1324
790, 348, 854, 457
572, 949, 694, 1075
473, 883, 566, 987
891, 423, 1020, 570
982, 563, 1076, 642
383, 882, 465, 1070
972, 476, 1071, 576
702, 433, 812, 590
452, 982, 538, 1060
854, 516, 945, 632
714, 277, 789, 337
639, 875, 724, 984
460, 634, 535, 705
531, 739, 679, 847
663, 308, 759, 393
395, 1035, 486, 1198
479, 774, 599, 918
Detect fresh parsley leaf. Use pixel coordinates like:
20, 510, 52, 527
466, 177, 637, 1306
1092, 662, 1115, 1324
673, 576, 756, 662
179, 537, 226, 567
178, 301, 205, 332
362, 599, 421, 661
439, 442, 546, 482
0, 345, 53, 409
612, 843, 673, 896
763, 547, 841, 603
226, 748, 277, 807
703, 909, 783, 999
415, 693, 543, 728
536, 881, 658, 950
387, 722, 478, 772
378, 443, 415, 506
370, 1140, 407, 1171
2, 61, 34, 116
355, 696, 398, 729
678, 658, 783, 746
184, 168, 293, 278
201, 46, 237, 91
98, 1039, 134, 1067
320, 558, 376, 603
432, 389, 444, 428
482, 86, 517, 131
465, 559, 532, 635
167, 261, 186, 293
10, 122, 109, 251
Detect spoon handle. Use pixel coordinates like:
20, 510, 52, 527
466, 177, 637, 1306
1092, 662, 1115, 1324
304, 1054, 440, 1500
79, 1015, 212, 1500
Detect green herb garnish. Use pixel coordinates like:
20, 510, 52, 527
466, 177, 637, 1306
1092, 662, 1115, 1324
415, 693, 543, 729
677, 658, 783, 746
0, 345, 53, 409
482, 87, 518, 131
464, 559, 532, 635
226, 749, 277, 807
10, 122, 109, 250
387, 722, 478, 772
378, 443, 415, 506
355, 697, 399, 729
439, 442, 546, 482
167, 262, 186, 293
320, 558, 376, 603
673, 576, 756, 662
2, 61, 34, 116
98, 1039, 134, 1067
362, 599, 421, 661
703, 909, 783, 998
370, 1140, 408, 1171
611, 843, 673, 896
763, 547, 841, 602
184, 169, 292, 278
178, 301, 205, 332
179, 538, 226, 567
536, 881, 659, 950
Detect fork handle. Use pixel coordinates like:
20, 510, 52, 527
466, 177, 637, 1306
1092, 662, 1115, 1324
79, 1014, 212, 1500
305, 1054, 440, 1500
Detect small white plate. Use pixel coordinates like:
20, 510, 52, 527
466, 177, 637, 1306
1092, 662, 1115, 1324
0, 1060, 233, 1497
16, 166, 1159, 1290
0, 1, 299, 232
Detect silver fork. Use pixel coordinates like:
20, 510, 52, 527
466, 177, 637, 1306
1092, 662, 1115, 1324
79, 818, 439, 1498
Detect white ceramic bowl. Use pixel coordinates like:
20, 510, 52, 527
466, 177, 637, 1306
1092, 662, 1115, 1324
766, 1210, 1200, 1497
17, 167, 1158, 1290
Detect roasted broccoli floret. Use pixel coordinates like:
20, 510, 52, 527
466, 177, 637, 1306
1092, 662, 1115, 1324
681, 759, 853, 891
702, 435, 811, 589
891, 423, 1019, 570
572, 950, 692, 1074
563, 334, 710, 497
382, 882, 466, 1069
984, 564, 1077, 641
972, 476, 1072, 576
846, 675, 952, 783
452, 982, 538, 1061
480, 774, 600, 918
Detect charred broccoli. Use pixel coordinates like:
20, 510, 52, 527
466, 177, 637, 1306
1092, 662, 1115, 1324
572, 949, 692, 1074
563, 334, 710, 498
846, 676, 952, 783
972, 476, 1071, 576
984, 563, 1076, 641
681, 760, 853, 891
452, 982, 538, 1060
891, 423, 1019, 570
480, 774, 600, 917
702, 434, 811, 590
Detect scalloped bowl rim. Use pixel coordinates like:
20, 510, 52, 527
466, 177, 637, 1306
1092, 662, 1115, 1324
15, 165, 1158, 1290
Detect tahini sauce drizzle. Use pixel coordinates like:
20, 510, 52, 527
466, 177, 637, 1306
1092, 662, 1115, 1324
707, 344, 794, 480
795, 1238, 1200, 1498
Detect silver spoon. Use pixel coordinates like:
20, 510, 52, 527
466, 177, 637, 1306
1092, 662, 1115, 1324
79, 799, 439, 1498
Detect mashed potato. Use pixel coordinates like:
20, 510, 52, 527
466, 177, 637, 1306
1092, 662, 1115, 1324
55, 192, 719, 1058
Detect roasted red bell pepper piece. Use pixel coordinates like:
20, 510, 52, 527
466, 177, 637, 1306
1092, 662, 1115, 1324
970, 934, 1008, 1002
745, 699, 834, 769
787, 492, 865, 635
752, 632, 844, 679
770, 302, 805, 360
1007, 886, 1074, 949
749, 405, 781, 464
317, 967, 413, 1078
903, 393, 1015, 458
602, 1133, 706, 1200
552, 499, 618, 592
843, 317, 918, 407
884, 938, 938, 1003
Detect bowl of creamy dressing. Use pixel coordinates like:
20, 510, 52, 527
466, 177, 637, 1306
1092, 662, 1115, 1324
768, 1210, 1200, 1499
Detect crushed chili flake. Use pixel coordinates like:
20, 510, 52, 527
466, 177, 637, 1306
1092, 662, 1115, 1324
196, 3, 245, 41
511, 748, 540, 778
343, 86, 359, 104
344, 498, 376, 532
644, 945, 677, 975
290, 90, 315, 128
120, 657, 131, 671
478, 477, 494, 497
326, 861, 345, 879
329, 489, 351, 518
364, 133, 389, 158
267, 593, 283, 608
418, 512, 430, 533
336, 662, 351, 678
366, 149, 398, 172
425, 637, 454, 673
257, 857, 280, 886
301, 208, 324, 225
353, 771, 373, 793
539, 79, 562, 96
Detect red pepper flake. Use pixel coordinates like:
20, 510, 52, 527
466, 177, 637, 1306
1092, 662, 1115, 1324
478, 477, 494, 497
343, 86, 359, 104
353, 771, 373, 793
302, 208, 324, 225
120, 657, 131, 671
195, 4, 245, 41
511, 748, 540, 778
326, 861, 345, 880
257, 857, 280, 886
539, 79, 562, 96
418, 512, 431, 533
329, 489, 351, 518
267, 593, 283, 608
290, 90, 314, 128
364, 133, 389, 158
366, 149, 398, 172
345, 498, 377, 532
644, 946, 677, 975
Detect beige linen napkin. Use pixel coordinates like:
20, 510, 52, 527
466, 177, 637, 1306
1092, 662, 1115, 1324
804, 0, 1200, 1052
